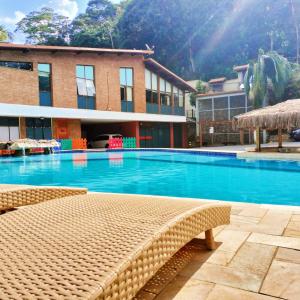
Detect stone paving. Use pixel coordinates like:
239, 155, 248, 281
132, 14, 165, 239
137, 202, 300, 300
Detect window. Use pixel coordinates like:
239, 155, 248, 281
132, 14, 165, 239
198, 98, 213, 121
120, 67, 134, 112
0, 61, 33, 71
160, 78, 171, 106
210, 83, 223, 92
0, 117, 19, 141
145, 69, 159, 113
25, 118, 52, 140
179, 90, 184, 107
173, 87, 185, 115
38, 64, 52, 106
76, 65, 96, 110
173, 86, 184, 107
198, 94, 248, 122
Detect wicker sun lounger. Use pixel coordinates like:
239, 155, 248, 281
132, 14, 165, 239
0, 184, 87, 212
0, 193, 230, 300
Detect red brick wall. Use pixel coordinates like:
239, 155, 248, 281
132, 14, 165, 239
0, 51, 146, 112
0, 67, 39, 105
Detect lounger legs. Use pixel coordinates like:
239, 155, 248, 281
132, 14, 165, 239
205, 229, 216, 250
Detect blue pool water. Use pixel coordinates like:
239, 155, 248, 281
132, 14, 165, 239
1, 150, 300, 206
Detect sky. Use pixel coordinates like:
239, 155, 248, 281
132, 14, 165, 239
0, 0, 121, 42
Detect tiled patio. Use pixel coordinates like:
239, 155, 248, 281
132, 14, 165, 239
136, 202, 300, 300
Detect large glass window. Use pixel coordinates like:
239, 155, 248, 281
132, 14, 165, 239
160, 78, 172, 115
25, 118, 52, 140
198, 94, 249, 122
160, 78, 171, 106
76, 65, 96, 110
120, 67, 134, 112
145, 69, 159, 113
173, 87, 185, 115
0, 117, 19, 141
38, 63, 52, 106
210, 83, 223, 92
0, 61, 33, 71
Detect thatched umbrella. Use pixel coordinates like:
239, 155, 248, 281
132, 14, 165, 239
233, 99, 300, 151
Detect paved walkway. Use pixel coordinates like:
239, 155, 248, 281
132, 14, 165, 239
196, 142, 300, 153
136, 201, 300, 300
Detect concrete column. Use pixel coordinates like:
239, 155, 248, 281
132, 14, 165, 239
170, 123, 174, 148
182, 123, 187, 148
136, 121, 140, 148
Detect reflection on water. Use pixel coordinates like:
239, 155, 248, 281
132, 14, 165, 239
108, 153, 123, 167
72, 153, 88, 167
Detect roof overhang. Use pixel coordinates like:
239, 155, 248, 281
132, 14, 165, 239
0, 43, 153, 56
144, 59, 196, 93
197, 90, 245, 98
208, 77, 226, 84
233, 64, 249, 72
0, 103, 186, 123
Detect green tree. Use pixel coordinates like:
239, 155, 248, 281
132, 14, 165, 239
117, 0, 234, 79
244, 50, 292, 108
117, 0, 300, 80
15, 7, 70, 45
70, 0, 118, 48
190, 80, 208, 106
0, 25, 12, 42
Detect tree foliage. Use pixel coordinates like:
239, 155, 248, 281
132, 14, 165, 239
15, 7, 70, 45
69, 0, 118, 48
244, 50, 292, 108
0, 25, 12, 42
190, 81, 208, 107
117, 0, 300, 80
13, 0, 300, 82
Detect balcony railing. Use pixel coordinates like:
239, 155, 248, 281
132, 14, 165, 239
161, 105, 173, 115
121, 100, 134, 112
173, 107, 185, 116
146, 103, 159, 114
186, 109, 196, 119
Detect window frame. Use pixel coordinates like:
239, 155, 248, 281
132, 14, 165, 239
120, 67, 134, 102
0, 61, 33, 71
160, 78, 171, 107
38, 63, 53, 107
145, 69, 158, 104
76, 65, 96, 110
25, 117, 52, 140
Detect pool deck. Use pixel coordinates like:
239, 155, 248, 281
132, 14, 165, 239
194, 142, 300, 161
134, 198, 300, 300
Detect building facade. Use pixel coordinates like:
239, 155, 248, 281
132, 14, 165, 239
196, 65, 253, 145
0, 43, 195, 148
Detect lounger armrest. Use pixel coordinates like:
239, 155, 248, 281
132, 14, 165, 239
0, 185, 87, 212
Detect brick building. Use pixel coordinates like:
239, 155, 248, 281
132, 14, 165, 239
0, 43, 195, 148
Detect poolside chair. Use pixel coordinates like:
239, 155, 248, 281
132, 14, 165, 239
0, 193, 231, 300
0, 184, 87, 212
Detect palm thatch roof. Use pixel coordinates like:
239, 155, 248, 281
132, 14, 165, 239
233, 99, 300, 130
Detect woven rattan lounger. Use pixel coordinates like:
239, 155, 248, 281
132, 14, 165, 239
0, 193, 230, 300
0, 184, 87, 212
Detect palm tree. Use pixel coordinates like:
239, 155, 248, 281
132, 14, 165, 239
244, 49, 292, 108
0, 25, 12, 42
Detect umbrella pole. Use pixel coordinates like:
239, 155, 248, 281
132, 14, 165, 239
255, 126, 261, 152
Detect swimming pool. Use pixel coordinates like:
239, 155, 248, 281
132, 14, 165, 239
1, 150, 300, 206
